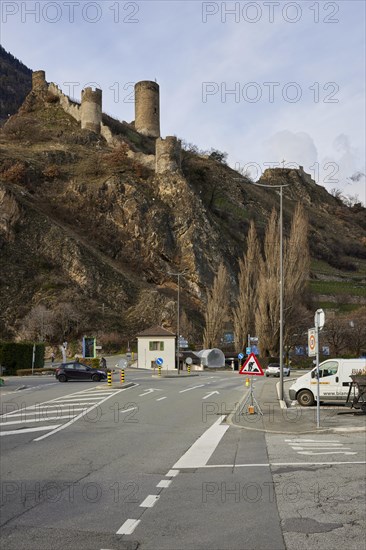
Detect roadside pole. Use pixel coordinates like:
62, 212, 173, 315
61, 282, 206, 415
314, 309, 325, 429
31, 343, 36, 375
315, 315, 320, 429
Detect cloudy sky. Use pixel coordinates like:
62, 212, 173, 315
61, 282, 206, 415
2, 0, 365, 202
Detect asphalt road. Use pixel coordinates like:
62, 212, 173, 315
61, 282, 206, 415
0, 370, 365, 550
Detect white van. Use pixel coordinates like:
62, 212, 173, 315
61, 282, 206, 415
289, 358, 366, 406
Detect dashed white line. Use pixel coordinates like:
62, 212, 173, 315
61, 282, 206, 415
157, 479, 172, 488
166, 469, 179, 477
156, 397, 167, 401
139, 494, 160, 508
116, 518, 141, 535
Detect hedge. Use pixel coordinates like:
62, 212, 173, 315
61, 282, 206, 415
0, 342, 45, 375
17, 368, 55, 376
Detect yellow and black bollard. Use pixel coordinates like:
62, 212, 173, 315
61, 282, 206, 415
120, 369, 125, 384
187, 365, 191, 375
107, 370, 112, 387
158, 366, 162, 377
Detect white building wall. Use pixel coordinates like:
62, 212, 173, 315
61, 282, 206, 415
137, 337, 176, 370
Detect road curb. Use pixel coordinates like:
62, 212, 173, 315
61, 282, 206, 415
227, 389, 366, 434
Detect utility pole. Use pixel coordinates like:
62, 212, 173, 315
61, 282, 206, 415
168, 270, 187, 374
251, 180, 289, 401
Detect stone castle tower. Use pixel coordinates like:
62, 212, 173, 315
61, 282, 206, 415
134, 81, 160, 138
32, 70, 48, 93
80, 87, 102, 134
155, 137, 182, 174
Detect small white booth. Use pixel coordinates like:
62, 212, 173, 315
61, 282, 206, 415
196, 348, 225, 368
137, 325, 176, 370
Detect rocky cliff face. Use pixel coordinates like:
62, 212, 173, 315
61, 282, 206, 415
0, 84, 365, 341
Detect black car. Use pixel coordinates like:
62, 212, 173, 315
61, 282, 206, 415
55, 362, 107, 382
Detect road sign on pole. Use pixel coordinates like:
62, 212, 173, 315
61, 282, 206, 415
239, 353, 264, 376
156, 357, 164, 366
308, 329, 316, 357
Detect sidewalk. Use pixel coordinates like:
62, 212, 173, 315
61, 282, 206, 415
229, 377, 366, 434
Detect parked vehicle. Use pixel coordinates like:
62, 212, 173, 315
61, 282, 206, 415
265, 363, 290, 377
289, 358, 366, 406
55, 362, 107, 383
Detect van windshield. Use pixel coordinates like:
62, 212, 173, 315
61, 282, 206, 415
319, 360, 338, 378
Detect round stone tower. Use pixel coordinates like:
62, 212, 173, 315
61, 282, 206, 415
135, 81, 160, 138
155, 136, 182, 174
32, 70, 48, 92
80, 87, 102, 133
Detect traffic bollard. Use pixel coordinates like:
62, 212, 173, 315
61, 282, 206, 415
120, 369, 125, 384
158, 366, 161, 377
187, 366, 191, 375
107, 371, 112, 387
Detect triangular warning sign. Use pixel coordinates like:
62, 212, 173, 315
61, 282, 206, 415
239, 353, 264, 376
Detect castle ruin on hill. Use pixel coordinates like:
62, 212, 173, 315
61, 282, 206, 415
31, 70, 182, 175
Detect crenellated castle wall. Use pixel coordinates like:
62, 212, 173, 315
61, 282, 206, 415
33, 71, 177, 173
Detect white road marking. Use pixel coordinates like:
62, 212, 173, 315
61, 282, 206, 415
1, 425, 61, 436
119, 407, 137, 414
292, 446, 350, 450
285, 439, 340, 443
0, 415, 75, 425
34, 386, 134, 442
173, 415, 229, 468
138, 388, 161, 397
156, 397, 167, 401
298, 451, 357, 455
0, 408, 87, 418
116, 518, 141, 535
49, 397, 107, 402
179, 384, 205, 393
202, 391, 219, 400
166, 469, 179, 477
76, 392, 116, 396
140, 494, 160, 508
157, 479, 172, 488
180, 461, 366, 468
285, 438, 356, 456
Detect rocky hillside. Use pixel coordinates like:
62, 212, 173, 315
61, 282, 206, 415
0, 71, 365, 343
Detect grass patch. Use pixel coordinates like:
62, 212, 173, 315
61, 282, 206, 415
309, 280, 366, 297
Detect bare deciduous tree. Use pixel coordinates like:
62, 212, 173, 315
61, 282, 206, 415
255, 210, 280, 356
233, 221, 261, 351
19, 305, 56, 342
54, 302, 83, 339
203, 263, 230, 348
283, 203, 310, 338
255, 204, 310, 357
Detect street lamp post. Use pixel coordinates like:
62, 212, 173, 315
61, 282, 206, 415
168, 271, 186, 373
252, 181, 289, 401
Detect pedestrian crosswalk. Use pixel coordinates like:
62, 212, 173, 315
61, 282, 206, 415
0, 386, 127, 440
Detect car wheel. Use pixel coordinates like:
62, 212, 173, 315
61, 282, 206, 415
92, 373, 100, 382
297, 389, 315, 407
58, 374, 67, 383
287, 371, 291, 377
265, 373, 269, 377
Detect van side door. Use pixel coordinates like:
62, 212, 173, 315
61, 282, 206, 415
316, 360, 340, 402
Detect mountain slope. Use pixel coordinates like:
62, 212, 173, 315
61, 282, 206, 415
0, 46, 32, 123
0, 62, 365, 342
